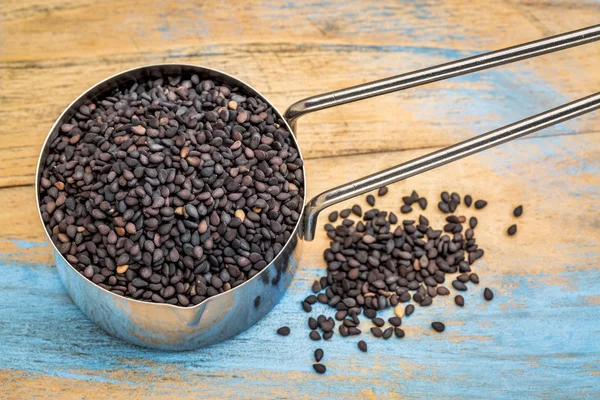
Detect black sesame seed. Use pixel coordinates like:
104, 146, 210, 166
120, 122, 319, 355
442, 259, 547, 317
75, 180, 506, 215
348, 327, 361, 335
328, 211, 338, 222
438, 202, 450, 213
484, 288, 494, 301
382, 327, 393, 339
314, 348, 324, 362
452, 280, 468, 291
507, 224, 517, 236
312, 280, 322, 293
410, 191, 419, 202
431, 322, 445, 332
420, 296, 433, 306
370, 327, 383, 338
454, 295, 464, 307
474, 200, 487, 209
277, 326, 290, 336
313, 363, 327, 374
513, 205, 523, 217
464, 195, 472, 207
436, 286, 450, 296
469, 217, 478, 229
358, 340, 368, 352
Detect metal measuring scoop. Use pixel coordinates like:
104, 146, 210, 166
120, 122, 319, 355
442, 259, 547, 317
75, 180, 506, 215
36, 25, 600, 350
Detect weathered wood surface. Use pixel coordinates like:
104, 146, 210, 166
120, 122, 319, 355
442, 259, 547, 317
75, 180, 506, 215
1, 0, 599, 398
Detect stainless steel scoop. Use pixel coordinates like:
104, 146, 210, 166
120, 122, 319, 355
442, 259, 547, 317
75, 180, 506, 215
36, 25, 600, 350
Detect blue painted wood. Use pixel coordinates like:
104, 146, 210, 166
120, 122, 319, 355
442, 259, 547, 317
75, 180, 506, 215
1, 238, 599, 398
2, 1, 600, 397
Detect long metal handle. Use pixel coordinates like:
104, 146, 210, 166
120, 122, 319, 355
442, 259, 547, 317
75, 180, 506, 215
301, 92, 600, 240
284, 24, 600, 129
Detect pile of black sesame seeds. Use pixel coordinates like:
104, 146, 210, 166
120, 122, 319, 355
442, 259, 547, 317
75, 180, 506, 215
277, 188, 523, 374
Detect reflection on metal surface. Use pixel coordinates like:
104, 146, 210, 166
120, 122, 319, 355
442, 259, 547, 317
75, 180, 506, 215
53, 232, 299, 350
284, 25, 600, 124
300, 92, 600, 240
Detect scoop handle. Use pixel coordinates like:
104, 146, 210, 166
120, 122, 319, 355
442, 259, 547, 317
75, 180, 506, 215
284, 24, 600, 129
300, 92, 600, 240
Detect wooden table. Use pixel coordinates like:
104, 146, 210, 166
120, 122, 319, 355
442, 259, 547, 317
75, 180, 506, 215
2, 1, 599, 398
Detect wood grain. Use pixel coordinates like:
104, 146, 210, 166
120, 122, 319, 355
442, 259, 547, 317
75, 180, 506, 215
1, 0, 599, 188
1, 0, 600, 398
